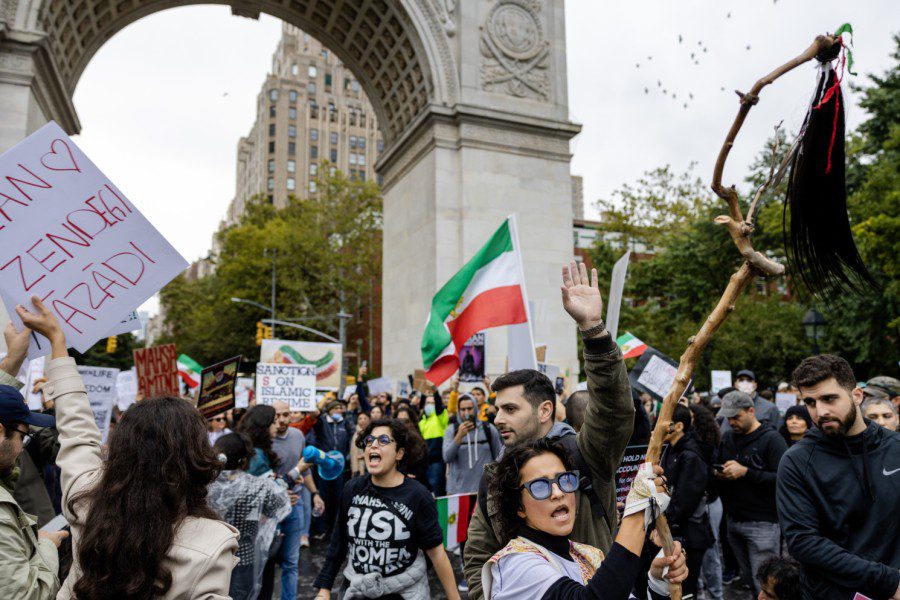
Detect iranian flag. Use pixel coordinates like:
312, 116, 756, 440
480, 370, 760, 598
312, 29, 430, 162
436, 493, 477, 550
177, 354, 202, 389
421, 216, 530, 385
616, 332, 648, 359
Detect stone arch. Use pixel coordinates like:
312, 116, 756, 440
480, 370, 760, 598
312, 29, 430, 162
35, 0, 458, 142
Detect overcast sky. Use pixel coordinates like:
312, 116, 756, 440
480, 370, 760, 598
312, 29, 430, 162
70, 1, 897, 315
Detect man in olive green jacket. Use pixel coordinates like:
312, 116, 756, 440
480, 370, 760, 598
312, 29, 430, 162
462, 263, 636, 599
0, 323, 67, 599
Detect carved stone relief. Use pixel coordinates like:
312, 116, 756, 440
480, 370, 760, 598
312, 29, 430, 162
479, 0, 549, 100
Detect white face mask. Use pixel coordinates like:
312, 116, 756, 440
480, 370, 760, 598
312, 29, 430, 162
736, 381, 756, 395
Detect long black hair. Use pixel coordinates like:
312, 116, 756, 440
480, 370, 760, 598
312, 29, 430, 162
236, 405, 279, 469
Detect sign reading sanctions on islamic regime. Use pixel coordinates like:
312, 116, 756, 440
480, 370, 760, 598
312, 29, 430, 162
256, 363, 317, 412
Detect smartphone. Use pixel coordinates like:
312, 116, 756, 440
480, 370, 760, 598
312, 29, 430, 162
361, 360, 367, 370
713, 464, 725, 472
40, 513, 69, 532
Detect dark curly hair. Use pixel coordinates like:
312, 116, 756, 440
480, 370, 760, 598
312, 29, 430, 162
68, 397, 221, 599
489, 438, 575, 544
236, 405, 280, 469
355, 418, 425, 468
689, 404, 721, 448
756, 556, 802, 600
792, 354, 856, 393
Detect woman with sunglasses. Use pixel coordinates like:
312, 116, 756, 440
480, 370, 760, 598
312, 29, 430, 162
207, 412, 232, 446
483, 438, 687, 599
312, 418, 461, 600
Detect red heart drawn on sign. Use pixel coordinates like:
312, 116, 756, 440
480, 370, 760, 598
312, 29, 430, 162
41, 139, 81, 173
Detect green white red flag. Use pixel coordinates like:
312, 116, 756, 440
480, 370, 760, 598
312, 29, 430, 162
421, 216, 530, 385
436, 493, 477, 550
177, 354, 202, 389
616, 332, 648, 359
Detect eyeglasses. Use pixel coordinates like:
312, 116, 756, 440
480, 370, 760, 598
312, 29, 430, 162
364, 434, 395, 447
11, 426, 32, 447
519, 470, 580, 501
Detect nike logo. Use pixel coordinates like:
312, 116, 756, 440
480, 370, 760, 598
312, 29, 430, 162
884, 468, 900, 476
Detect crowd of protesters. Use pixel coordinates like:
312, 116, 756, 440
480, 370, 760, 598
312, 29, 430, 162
1, 263, 898, 600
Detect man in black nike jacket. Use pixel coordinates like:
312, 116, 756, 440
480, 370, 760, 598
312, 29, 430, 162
777, 355, 900, 600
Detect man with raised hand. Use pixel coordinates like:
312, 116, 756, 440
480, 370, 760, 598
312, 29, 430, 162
463, 262, 681, 599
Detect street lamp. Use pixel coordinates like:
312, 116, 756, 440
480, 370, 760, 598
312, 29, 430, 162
802, 308, 827, 354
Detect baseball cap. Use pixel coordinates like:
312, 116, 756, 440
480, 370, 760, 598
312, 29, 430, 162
736, 369, 756, 381
717, 390, 754, 419
865, 376, 900, 398
0, 385, 55, 429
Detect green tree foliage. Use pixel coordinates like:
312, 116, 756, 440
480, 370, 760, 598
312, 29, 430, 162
157, 167, 382, 367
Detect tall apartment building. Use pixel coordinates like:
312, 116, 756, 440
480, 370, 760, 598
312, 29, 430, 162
225, 23, 383, 225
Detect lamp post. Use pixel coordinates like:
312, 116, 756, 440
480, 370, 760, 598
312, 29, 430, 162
802, 308, 827, 355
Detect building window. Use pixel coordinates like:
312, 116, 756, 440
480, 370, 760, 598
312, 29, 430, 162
267, 159, 275, 173
330, 148, 338, 162
269, 123, 276, 137
358, 138, 366, 150
287, 177, 296, 191
287, 160, 296, 173
349, 153, 357, 165
325, 73, 333, 88
288, 142, 296, 155
310, 163, 318, 176
269, 89, 278, 102
268, 141, 275, 153
308, 82, 316, 94
309, 100, 318, 118
377, 139, 384, 153
268, 194, 274, 204
310, 128, 318, 141
349, 135, 357, 149
359, 171, 366, 182
351, 80, 359, 92
309, 180, 318, 193
349, 111, 356, 126
288, 125, 297, 138
289, 107, 297, 120
310, 145, 318, 159
344, 77, 351, 90
269, 106, 276, 118
329, 103, 337, 122
329, 166, 337, 176
321, 50, 328, 59
308, 65, 317, 78
289, 90, 298, 103
360, 112, 366, 127
358, 154, 366, 166
267, 177, 274, 191
330, 132, 338, 145
291, 63, 299, 76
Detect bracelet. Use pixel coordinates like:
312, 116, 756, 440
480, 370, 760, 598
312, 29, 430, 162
578, 321, 607, 339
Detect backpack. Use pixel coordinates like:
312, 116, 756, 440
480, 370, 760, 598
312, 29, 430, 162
452, 421, 499, 460
477, 431, 611, 534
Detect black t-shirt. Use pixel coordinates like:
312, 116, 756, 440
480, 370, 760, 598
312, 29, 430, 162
313, 475, 444, 590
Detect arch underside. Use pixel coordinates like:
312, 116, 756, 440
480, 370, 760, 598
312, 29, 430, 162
40, 0, 452, 141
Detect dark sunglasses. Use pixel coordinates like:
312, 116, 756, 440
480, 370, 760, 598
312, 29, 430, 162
364, 434, 395, 447
520, 470, 580, 501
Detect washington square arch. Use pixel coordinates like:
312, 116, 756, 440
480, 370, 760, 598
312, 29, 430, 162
0, 0, 581, 377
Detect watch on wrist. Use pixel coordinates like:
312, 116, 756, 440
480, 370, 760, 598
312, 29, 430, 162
578, 321, 607, 339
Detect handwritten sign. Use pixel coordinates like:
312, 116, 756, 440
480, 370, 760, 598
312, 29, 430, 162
133, 344, 178, 397
197, 356, 240, 419
629, 347, 690, 402
116, 368, 137, 411
235, 377, 254, 409
0, 122, 188, 358
77, 365, 119, 443
711, 370, 732, 394
256, 363, 316, 411
615, 444, 649, 505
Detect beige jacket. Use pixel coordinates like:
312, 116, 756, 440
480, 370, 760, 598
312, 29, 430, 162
44, 357, 239, 599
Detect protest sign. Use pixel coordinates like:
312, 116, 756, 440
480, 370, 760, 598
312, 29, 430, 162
366, 377, 392, 396
605, 250, 631, 341
629, 347, 689, 401
458, 332, 485, 383
256, 363, 316, 411
261, 339, 342, 390
396, 378, 411, 398
412, 369, 430, 393
615, 444, 649, 505
197, 356, 241, 419
77, 366, 119, 443
537, 362, 560, 384
776, 392, 798, 414
0, 122, 188, 359
106, 311, 142, 337
25, 357, 45, 410
711, 370, 732, 394
235, 377, 254, 409
116, 368, 137, 411
133, 344, 178, 397
342, 384, 357, 401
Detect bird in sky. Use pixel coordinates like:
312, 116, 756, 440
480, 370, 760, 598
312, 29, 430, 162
678, 34, 683, 43
644, 87, 649, 94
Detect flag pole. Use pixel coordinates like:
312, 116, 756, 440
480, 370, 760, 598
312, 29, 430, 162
507, 214, 537, 370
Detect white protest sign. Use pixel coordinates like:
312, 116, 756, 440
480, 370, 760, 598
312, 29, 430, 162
0, 122, 189, 359
115, 368, 137, 411
256, 363, 316, 411
605, 250, 631, 341
366, 377, 392, 396
775, 392, 798, 414
106, 311, 142, 336
77, 366, 119, 443
235, 377, 254, 409
537, 362, 561, 384
342, 384, 357, 400
396, 378, 411, 398
711, 370, 732, 394
25, 356, 46, 410
636, 354, 679, 399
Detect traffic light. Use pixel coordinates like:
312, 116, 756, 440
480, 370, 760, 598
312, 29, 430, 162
255, 321, 264, 346
263, 325, 274, 340
105, 336, 117, 354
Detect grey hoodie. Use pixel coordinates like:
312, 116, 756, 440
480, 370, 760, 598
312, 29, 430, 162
443, 418, 502, 495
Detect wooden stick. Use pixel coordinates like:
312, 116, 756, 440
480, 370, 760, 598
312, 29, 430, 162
645, 34, 840, 600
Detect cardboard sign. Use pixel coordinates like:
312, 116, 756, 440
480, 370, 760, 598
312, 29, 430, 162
133, 344, 178, 397
260, 339, 342, 390
235, 377, 254, 409
115, 368, 137, 411
711, 370, 732, 394
775, 392, 798, 414
77, 365, 119, 443
605, 250, 631, 341
459, 332, 485, 383
629, 347, 689, 401
256, 363, 317, 411
0, 122, 188, 358
412, 369, 430, 393
197, 356, 240, 419
615, 444, 649, 505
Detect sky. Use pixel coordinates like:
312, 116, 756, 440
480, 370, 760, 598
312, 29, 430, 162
70, 1, 898, 315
